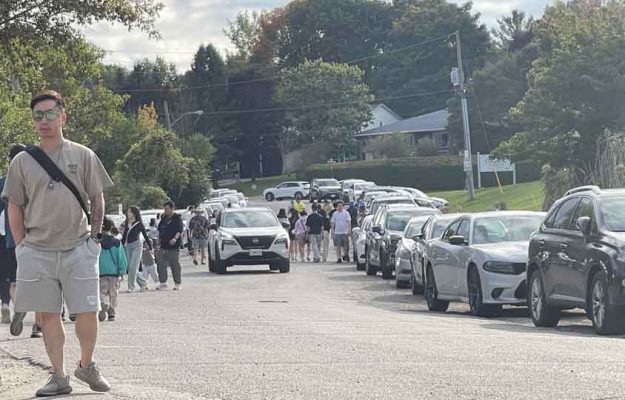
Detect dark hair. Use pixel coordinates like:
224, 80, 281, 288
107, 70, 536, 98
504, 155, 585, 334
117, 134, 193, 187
30, 90, 65, 110
102, 217, 114, 232
149, 218, 156, 227
319, 209, 327, 217
164, 200, 175, 209
300, 210, 308, 216
9, 144, 26, 160
127, 206, 141, 224
311, 203, 319, 211
111, 226, 120, 236
277, 208, 287, 219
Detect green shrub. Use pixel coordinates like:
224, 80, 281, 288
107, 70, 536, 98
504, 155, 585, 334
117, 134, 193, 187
296, 156, 540, 191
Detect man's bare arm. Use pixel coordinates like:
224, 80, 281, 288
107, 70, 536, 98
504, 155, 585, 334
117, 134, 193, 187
7, 199, 25, 245
90, 193, 105, 237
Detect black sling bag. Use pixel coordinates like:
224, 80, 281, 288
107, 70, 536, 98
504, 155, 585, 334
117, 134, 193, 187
26, 145, 91, 225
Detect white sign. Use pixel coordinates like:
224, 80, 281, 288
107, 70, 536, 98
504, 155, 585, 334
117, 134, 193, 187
476, 153, 517, 188
478, 154, 515, 173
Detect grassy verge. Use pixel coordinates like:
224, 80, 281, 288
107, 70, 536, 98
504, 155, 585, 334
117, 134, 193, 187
429, 181, 544, 213
227, 174, 296, 197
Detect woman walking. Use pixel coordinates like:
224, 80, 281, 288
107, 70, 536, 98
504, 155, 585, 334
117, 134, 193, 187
288, 208, 299, 261
122, 206, 152, 293
293, 211, 309, 262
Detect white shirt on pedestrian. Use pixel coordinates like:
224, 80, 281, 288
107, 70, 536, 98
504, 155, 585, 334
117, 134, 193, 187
331, 210, 351, 235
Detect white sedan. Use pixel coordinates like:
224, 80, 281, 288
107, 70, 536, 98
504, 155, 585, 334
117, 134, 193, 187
425, 211, 546, 317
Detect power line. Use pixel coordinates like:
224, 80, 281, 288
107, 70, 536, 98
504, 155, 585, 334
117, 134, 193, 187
159, 90, 454, 117
108, 33, 455, 94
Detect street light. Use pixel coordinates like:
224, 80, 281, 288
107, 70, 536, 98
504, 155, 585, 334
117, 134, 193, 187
167, 110, 204, 130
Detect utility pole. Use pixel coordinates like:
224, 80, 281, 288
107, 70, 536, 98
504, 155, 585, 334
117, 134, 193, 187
454, 31, 475, 201
163, 99, 173, 131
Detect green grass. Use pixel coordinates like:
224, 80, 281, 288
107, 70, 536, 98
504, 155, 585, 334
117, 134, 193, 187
227, 174, 296, 197
429, 181, 544, 213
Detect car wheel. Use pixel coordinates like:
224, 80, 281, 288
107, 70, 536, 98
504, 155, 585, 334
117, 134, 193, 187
425, 264, 448, 312
279, 259, 291, 273
265, 192, 275, 202
590, 271, 625, 335
411, 268, 423, 295
528, 271, 560, 327
381, 251, 393, 280
365, 248, 377, 276
468, 267, 501, 317
214, 248, 227, 274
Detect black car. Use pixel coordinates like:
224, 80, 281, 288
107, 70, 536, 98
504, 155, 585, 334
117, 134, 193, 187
365, 204, 440, 279
310, 178, 341, 202
528, 186, 625, 335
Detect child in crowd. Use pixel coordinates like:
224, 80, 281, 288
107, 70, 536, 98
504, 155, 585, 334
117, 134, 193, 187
140, 241, 159, 289
99, 217, 128, 322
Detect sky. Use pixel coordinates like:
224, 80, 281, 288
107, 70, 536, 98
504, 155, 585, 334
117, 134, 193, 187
81, 0, 554, 72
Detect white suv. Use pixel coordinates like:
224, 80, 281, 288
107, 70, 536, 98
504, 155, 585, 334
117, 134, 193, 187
208, 208, 291, 274
263, 181, 310, 201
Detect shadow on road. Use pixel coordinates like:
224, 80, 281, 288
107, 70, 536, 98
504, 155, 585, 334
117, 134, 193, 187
183, 269, 276, 278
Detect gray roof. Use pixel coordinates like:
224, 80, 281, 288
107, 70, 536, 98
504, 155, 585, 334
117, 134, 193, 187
357, 109, 449, 137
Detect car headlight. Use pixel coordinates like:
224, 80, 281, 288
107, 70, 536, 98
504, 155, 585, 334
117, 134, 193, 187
274, 237, 288, 245
483, 261, 523, 275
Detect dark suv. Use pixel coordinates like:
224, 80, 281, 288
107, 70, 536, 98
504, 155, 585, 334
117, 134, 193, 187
365, 204, 439, 279
528, 186, 625, 335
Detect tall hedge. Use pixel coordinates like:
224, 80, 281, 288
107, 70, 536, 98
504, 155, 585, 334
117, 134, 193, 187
296, 156, 540, 191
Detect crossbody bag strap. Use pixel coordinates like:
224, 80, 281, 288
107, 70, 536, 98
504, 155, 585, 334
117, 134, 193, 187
26, 145, 91, 225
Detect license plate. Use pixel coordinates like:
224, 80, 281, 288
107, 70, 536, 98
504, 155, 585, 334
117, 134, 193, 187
249, 249, 263, 257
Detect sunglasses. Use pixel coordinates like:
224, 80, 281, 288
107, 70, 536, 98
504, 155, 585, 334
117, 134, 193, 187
32, 109, 63, 122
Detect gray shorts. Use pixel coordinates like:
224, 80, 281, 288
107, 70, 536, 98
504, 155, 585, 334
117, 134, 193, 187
333, 234, 349, 248
15, 238, 101, 315
192, 237, 209, 251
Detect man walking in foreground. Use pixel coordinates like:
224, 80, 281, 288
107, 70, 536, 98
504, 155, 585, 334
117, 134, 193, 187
331, 201, 352, 263
2, 91, 112, 396
157, 201, 184, 291
2, 91, 113, 396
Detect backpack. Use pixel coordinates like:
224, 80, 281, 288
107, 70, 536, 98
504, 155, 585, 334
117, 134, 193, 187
191, 217, 209, 238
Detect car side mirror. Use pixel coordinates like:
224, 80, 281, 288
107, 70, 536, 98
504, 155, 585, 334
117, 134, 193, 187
281, 221, 290, 229
449, 235, 467, 246
371, 225, 382, 234
576, 216, 592, 236
412, 234, 424, 242
209, 223, 218, 230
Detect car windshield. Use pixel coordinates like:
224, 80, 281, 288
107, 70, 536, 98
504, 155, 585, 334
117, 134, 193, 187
317, 179, 339, 186
386, 210, 426, 232
404, 216, 431, 237
221, 211, 278, 228
472, 215, 545, 245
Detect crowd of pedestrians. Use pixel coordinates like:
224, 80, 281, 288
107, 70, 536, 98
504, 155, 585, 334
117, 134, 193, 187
283, 196, 364, 264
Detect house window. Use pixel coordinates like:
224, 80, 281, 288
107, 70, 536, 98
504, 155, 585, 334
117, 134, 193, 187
434, 133, 449, 148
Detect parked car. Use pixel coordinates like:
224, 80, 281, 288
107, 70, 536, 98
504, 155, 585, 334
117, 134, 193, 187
366, 204, 440, 279
394, 187, 449, 210
211, 197, 231, 208
351, 182, 377, 203
263, 181, 310, 202
410, 214, 461, 295
353, 215, 374, 271
310, 178, 342, 202
202, 202, 225, 218
208, 208, 291, 274
527, 186, 625, 335
368, 195, 418, 217
224, 193, 243, 208
210, 189, 233, 199
394, 215, 433, 288
425, 211, 545, 317
340, 179, 368, 202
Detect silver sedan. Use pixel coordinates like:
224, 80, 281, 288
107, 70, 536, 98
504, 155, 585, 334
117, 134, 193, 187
425, 211, 546, 317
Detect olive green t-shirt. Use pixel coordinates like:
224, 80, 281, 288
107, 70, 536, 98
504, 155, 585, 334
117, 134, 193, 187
1, 139, 113, 251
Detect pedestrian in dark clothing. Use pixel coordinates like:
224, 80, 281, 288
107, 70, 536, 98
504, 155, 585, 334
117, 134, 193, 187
306, 204, 324, 263
156, 201, 184, 291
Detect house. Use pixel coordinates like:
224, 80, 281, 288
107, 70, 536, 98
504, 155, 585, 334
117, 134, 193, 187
365, 103, 403, 131
356, 108, 451, 160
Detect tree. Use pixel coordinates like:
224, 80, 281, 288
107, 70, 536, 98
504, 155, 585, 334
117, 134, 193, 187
224, 10, 265, 61
492, 10, 534, 52
365, 134, 410, 159
373, 0, 491, 116
494, 0, 625, 189
276, 60, 373, 153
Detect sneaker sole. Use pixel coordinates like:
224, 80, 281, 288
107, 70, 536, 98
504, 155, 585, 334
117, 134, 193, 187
74, 370, 111, 392
10, 313, 25, 336
36, 386, 73, 397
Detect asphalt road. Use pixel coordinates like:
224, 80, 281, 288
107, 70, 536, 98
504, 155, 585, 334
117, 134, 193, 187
1, 198, 624, 399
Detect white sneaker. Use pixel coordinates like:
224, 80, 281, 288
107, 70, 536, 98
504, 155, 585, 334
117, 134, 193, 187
173, 284, 181, 291
156, 284, 168, 291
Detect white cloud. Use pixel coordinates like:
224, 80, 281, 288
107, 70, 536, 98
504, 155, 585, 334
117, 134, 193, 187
81, 0, 553, 72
